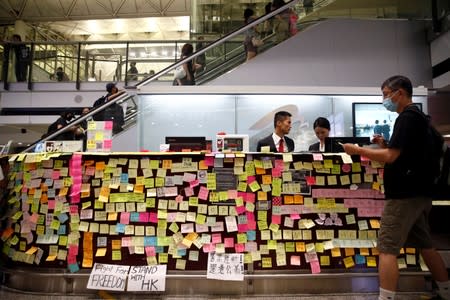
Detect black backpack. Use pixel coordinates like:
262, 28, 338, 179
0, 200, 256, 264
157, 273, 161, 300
411, 109, 450, 199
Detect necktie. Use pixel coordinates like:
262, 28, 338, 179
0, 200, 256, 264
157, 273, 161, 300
279, 139, 284, 153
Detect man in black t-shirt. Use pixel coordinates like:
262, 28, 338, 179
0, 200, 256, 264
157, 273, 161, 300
342, 75, 449, 300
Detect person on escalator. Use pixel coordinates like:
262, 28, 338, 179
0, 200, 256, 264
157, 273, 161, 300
92, 83, 124, 134
243, 8, 261, 61
271, 0, 294, 44
173, 43, 201, 86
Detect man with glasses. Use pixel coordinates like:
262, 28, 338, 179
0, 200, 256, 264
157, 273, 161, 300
342, 75, 449, 300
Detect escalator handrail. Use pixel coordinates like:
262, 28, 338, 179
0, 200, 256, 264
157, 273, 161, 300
20, 90, 130, 153
134, 0, 299, 88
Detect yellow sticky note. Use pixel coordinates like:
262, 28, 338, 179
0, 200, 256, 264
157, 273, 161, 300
320, 255, 330, 266
112, 250, 121, 260
95, 248, 107, 257
367, 256, 377, 267
331, 248, 341, 257
343, 256, 355, 268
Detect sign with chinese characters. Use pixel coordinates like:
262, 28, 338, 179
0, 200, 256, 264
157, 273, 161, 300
206, 253, 244, 281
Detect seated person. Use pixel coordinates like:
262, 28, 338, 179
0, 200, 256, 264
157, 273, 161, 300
308, 117, 330, 152
257, 111, 295, 152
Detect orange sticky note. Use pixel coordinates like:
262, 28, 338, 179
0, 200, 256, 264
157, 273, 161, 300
95, 161, 106, 170
111, 240, 121, 250
293, 195, 303, 204
257, 191, 267, 201
295, 242, 306, 252
198, 160, 208, 170
284, 195, 294, 204
256, 167, 266, 175
344, 248, 355, 256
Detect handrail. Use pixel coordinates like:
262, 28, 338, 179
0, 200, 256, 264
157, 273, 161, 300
20, 90, 129, 153
135, 0, 299, 88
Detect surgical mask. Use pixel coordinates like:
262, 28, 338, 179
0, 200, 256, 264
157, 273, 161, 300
382, 97, 398, 112
382, 90, 398, 112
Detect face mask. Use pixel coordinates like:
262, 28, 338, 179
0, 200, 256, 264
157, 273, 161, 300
382, 97, 398, 112
382, 90, 399, 112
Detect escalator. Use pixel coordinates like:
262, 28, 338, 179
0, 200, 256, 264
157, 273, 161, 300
19, 0, 331, 154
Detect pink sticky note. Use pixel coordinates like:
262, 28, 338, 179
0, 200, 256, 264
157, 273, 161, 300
341, 164, 351, 173
310, 260, 321, 274
245, 193, 255, 203
175, 195, 184, 203
246, 212, 255, 221
67, 255, 77, 264
290, 214, 301, 220
211, 233, 222, 244
120, 212, 130, 224
235, 206, 246, 215
204, 156, 214, 166
234, 243, 245, 253
271, 214, 281, 225
198, 186, 209, 200
71, 194, 80, 204
70, 205, 79, 214
145, 246, 156, 257
52, 170, 60, 180
149, 212, 158, 223
104, 121, 113, 130
47, 200, 55, 210
306, 176, 316, 185
189, 179, 200, 188
184, 187, 194, 197
237, 223, 248, 232
274, 159, 284, 169
227, 190, 238, 199
247, 220, 256, 230
68, 245, 79, 256
246, 176, 256, 184
271, 168, 282, 178
291, 255, 301, 266
312, 153, 323, 161
139, 212, 149, 222
224, 237, 235, 248
103, 139, 112, 149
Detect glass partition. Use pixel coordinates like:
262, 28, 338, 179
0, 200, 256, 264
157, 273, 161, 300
137, 92, 427, 152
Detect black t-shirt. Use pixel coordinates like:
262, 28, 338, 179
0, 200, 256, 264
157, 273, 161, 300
384, 105, 434, 198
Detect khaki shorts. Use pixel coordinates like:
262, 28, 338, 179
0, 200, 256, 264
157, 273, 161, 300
377, 196, 433, 255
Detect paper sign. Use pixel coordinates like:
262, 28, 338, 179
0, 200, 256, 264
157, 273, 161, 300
87, 263, 130, 291
206, 253, 244, 281
127, 265, 167, 291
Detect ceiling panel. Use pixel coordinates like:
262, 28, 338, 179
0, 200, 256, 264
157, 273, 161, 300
0, 0, 191, 23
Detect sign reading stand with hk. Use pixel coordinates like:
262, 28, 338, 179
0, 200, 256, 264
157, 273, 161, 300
87, 263, 167, 292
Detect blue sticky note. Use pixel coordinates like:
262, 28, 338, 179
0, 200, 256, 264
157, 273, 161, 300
355, 254, 366, 265
246, 230, 256, 241
121, 173, 129, 183
116, 223, 126, 233
177, 248, 187, 256
68, 263, 79, 273
57, 213, 69, 224
58, 224, 66, 235
130, 212, 140, 222
155, 246, 164, 253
